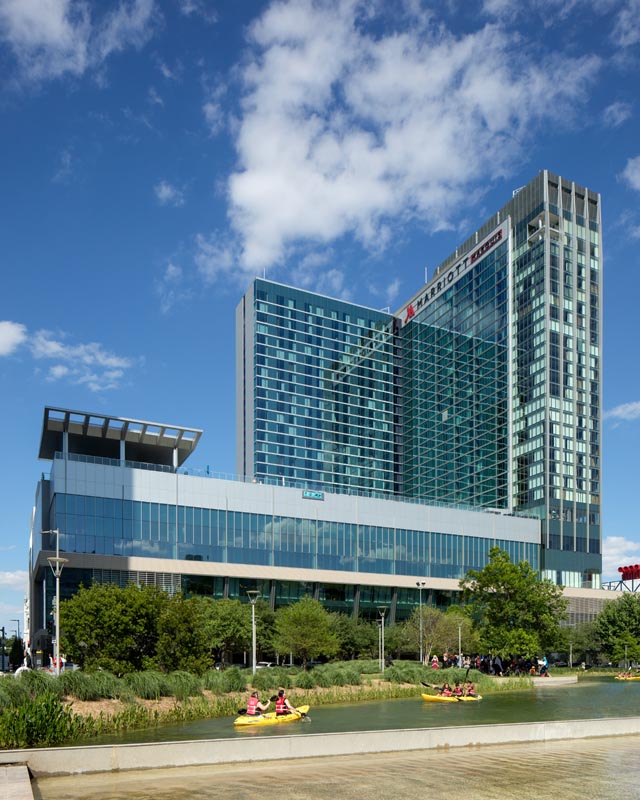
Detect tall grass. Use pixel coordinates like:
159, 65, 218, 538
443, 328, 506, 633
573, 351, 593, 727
124, 670, 171, 700
164, 671, 202, 701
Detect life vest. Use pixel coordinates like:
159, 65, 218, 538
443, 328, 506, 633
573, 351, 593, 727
275, 695, 288, 714
247, 696, 260, 715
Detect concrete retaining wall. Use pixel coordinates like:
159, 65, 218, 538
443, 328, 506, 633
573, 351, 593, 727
2, 717, 640, 777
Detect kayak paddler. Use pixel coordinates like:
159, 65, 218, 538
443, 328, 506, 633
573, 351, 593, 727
275, 688, 298, 716
246, 690, 270, 716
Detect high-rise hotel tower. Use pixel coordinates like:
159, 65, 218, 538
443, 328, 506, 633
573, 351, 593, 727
237, 170, 602, 588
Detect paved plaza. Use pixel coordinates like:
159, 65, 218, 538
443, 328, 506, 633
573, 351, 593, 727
33, 734, 640, 800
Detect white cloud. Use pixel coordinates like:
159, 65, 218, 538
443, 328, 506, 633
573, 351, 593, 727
385, 277, 401, 306
610, 0, 640, 47
227, 0, 600, 273
604, 400, 640, 421
622, 156, 640, 192
148, 85, 163, 106
27, 327, 137, 391
603, 536, 640, 581
155, 261, 192, 313
603, 101, 632, 128
290, 251, 354, 301
0, 570, 28, 591
157, 59, 181, 81
0, 0, 156, 84
194, 233, 239, 285
483, 0, 582, 23
154, 180, 185, 207
177, 0, 217, 24
203, 99, 224, 136
52, 147, 74, 183
0, 321, 27, 355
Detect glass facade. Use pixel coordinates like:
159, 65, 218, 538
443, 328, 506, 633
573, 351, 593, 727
432, 172, 602, 586
50, 492, 538, 580
400, 238, 510, 506
244, 279, 398, 493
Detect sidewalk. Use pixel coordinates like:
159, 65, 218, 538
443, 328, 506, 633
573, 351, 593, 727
1, 765, 34, 800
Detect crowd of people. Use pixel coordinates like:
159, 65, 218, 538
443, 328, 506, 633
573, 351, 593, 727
430, 652, 551, 677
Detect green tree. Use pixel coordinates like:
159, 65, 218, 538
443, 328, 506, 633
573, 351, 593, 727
593, 593, 640, 665
59, 583, 168, 674
459, 547, 567, 658
9, 637, 24, 670
274, 597, 338, 669
556, 621, 603, 666
156, 595, 211, 674
195, 597, 252, 664
381, 622, 412, 660
254, 599, 277, 658
403, 606, 453, 662
329, 614, 376, 660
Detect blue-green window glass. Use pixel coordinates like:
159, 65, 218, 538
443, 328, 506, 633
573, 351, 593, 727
52, 493, 537, 577
400, 242, 509, 508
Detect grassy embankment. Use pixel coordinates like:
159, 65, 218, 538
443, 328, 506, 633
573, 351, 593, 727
0, 660, 534, 749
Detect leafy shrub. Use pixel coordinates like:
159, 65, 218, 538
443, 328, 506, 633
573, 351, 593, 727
329, 668, 350, 686
58, 671, 103, 701
341, 667, 361, 686
311, 666, 335, 688
202, 669, 227, 694
251, 669, 278, 691
251, 667, 291, 691
352, 660, 380, 674
124, 670, 170, 700
165, 671, 202, 701
0, 692, 87, 748
382, 666, 405, 684
294, 671, 316, 689
0, 676, 29, 707
219, 667, 246, 694
18, 669, 60, 699
91, 670, 132, 701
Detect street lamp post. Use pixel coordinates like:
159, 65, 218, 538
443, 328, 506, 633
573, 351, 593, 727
416, 581, 426, 664
11, 619, 20, 642
247, 590, 260, 676
377, 607, 387, 673
625, 643, 628, 671
42, 529, 68, 677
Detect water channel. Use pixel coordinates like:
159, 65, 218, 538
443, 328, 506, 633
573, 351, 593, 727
82, 676, 638, 745
33, 678, 640, 800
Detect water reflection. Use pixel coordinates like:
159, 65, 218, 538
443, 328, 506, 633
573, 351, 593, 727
83, 679, 639, 746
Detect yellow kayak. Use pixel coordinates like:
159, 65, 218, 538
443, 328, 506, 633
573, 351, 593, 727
233, 704, 310, 727
615, 676, 640, 681
421, 692, 482, 703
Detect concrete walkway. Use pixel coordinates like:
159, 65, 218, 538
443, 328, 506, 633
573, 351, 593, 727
1, 765, 33, 800
2, 715, 640, 777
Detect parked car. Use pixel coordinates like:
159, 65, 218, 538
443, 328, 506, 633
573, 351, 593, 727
552, 660, 568, 668
256, 661, 274, 669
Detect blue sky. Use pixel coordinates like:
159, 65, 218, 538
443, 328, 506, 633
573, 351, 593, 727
2, 0, 640, 637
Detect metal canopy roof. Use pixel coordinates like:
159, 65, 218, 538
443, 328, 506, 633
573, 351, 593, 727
38, 407, 203, 467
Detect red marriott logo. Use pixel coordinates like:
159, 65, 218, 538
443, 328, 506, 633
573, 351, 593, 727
404, 304, 416, 324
